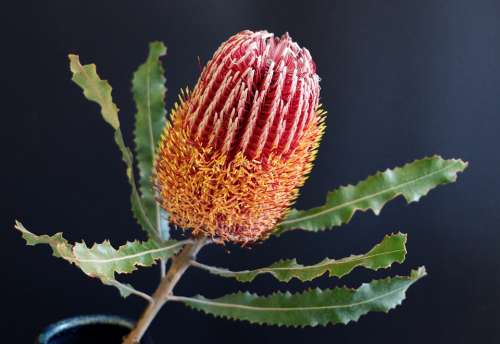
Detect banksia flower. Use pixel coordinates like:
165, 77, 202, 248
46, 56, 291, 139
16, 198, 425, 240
155, 30, 325, 244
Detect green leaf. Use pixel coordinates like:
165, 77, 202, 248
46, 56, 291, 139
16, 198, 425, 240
102, 279, 139, 299
276, 156, 468, 234
14, 220, 184, 298
195, 233, 406, 282
73, 238, 183, 279
15, 220, 74, 259
132, 42, 169, 240
173, 267, 426, 327
68, 55, 120, 129
68, 54, 160, 242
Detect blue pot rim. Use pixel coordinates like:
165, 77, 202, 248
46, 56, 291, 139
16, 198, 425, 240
37, 314, 134, 344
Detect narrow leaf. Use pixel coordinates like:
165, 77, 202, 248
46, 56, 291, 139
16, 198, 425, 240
68, 54, 160, 242
196, 233, 406, 282
103, 279, 138, 299
115, 130, 159, 241
14, 220, 184, 298
73, 238, 184, 279
132, 41, 169, 240
276, 156, 468, 234
68, 55, 120, 129
173, 267, 426, 327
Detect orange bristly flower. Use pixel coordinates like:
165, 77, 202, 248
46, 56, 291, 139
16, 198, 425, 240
154, 30, 325, 244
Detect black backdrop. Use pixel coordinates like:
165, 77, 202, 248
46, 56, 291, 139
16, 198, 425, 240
2, 1, 499, 343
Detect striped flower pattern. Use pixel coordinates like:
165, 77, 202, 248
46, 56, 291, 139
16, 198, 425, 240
155, 30, 325, 243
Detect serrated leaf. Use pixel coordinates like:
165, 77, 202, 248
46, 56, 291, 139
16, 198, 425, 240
68, 55, 160, 242
73, 238, 183, 279
14, 220, 184, 298
68, 54, 120, 129
276, 156, 468, 234
197, 233, 406, 282
132, 41, 169, 240
174, 267, 426, 327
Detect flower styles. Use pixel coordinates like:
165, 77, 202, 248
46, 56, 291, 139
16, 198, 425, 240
154, 30, 325, 244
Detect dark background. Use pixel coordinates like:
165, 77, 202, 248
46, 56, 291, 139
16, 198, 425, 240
2, 0, 499, 343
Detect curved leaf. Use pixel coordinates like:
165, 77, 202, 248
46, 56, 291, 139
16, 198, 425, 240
276, 156, 467, 234
68, 54, 160, 242
69, 54, 120, 129
173, 267, 426, 327
132, 42, 169, 240
73, 238, 184, 279
195, 233, 406, 282
14, 220, 184, 298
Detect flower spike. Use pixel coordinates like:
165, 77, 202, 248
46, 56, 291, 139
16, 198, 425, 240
155, 30, 325, 243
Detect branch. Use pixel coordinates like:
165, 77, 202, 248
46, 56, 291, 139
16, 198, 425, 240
123, 237, 208, 344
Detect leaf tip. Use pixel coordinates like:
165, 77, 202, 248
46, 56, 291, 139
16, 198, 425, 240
149, 41, 167, 56
408, 266, 428, 282
458, 159, 469, 170
68, 54, 81, 71
14, 219, 27, 233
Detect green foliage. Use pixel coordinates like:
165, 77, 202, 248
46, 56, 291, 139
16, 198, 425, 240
69, 55, 120, 129
196, 233, 406, 282
73, 239, 183, 279
174, 267, 426, 327
14, 220, 184, 297
68, 54, 160, 242
276, 156, 468, 234
13, 43, 468, 331
132, 42, 169, 240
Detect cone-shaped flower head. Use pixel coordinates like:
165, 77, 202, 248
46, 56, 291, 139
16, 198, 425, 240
155, 30, 325, 243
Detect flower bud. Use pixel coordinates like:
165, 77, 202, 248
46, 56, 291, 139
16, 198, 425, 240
155, 30, 325, 243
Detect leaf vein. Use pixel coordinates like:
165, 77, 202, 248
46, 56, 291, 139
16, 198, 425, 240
171, 285, 408, 311
280, 163, 458, 226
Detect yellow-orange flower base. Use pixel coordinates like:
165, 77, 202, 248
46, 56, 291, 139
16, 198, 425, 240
155, 93, 325, 243
155, 30, 325, 243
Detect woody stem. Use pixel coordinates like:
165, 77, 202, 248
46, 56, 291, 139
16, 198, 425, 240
122, 237, 207, 344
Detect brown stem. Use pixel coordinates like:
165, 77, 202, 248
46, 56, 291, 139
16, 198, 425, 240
122, 237, 207, 344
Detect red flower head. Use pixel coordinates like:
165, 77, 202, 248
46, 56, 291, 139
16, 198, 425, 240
155, 30, 325, 244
